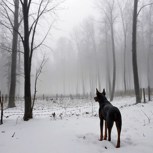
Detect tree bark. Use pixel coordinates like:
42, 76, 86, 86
132, 0, 141, 103
110, 22, 116, 101
147, 3, 152, 101
0, 92, 4, 125
8, 0, 19, 108
118, 2, 127, 93
22, 0, 32, 120
104, 21, 111, 99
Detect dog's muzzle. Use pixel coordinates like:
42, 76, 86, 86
94, 97, 98, 102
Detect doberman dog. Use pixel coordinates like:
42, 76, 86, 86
94, 88, 122, 148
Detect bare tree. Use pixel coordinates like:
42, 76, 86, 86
0, 26, 12, 94
0, 91, 4, 125
72, 18, 100, 97
19, 0, 59, 121
132, 0, 141, 103
102, 0, 117, 101
75, 31, 87, 97
104, 19, 112, 99
132, 0, 153, 103
118, 0, 129, 93
147, 2, 152, 101
0, 0, 19, 103
32, 56, 47, 111
8, 0, 20, 108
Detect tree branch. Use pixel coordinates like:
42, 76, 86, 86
0, 44, 24, 54
19, 0, 23, 5
137, 2, 153, 17
31, 55, 48, 110
0, 20, 13, 34
33, 20, 55, 51
29, 0, 57, 71
1, 0, 14, 15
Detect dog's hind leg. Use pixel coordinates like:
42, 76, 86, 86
115, 121, 121, 148
104, 121, 107, 140
107, 120, 114, 141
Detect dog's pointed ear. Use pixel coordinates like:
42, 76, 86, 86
96, 88, 99, 94
102, 89, 106, 96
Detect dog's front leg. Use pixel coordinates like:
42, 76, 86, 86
99, 119, 103, 141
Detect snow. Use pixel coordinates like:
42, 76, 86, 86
0, 97, 153, 153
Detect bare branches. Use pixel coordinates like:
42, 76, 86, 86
29, 0, 59, 72
30, 0, 47, 61
1, 0, 14, 14
137, 2, 153, 17
0, 20, 13, 34
33, 20, 55, 51
28, 0, 32, 11
32, 55, 48, 110
0, 1, 14, 29
19, 0, 23, 6
97, 0, 117, 25
141, 109, 151, 125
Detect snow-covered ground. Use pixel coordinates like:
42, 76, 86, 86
0, 97, 153, 153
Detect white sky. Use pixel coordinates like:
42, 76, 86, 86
53, 0, 97, 40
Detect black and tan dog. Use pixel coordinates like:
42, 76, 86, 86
94, 89, 122, 148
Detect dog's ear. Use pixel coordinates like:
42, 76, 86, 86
102, 89, 106, 96
96, 88, 100, 94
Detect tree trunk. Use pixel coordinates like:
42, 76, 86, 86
143, 88, 146, 103
110, 22, 116, 101
148, 86, 151, 101
105, 21, 111, 99
91, 31, 101, 91
118, 2, 127, 93
123, 36, 127, 93
81, 73, 85, 97
132, 0, 141, 103
22, 1, 32, 121
8, 0, 19, 108
147, 3, 152, 101
0, 92, 4, 125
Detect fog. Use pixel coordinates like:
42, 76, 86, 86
0, 0, 153, 98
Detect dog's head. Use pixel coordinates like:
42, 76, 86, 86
94, 88, 106, 102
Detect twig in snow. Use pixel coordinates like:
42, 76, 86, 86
141, 110, 151, 124
12, 132, 15, 137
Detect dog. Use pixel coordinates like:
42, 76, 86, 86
94, 88, 122, 148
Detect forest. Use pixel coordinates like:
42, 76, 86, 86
0, 0, 153, 152
0, 0, 153, 118
0, 0, 153, 101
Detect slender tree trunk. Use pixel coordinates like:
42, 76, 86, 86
147, 3, 152, 101
118, 1, 127, 93
132, 0, 141, 103
123, 36, 127, 93
91, 33, 101, 91
105, 21, 111, 99
8, 0, 19, 108
0, 92, 4, 125
81, 73, 85, 97
110, 22, 116, 101
22, 1, 32, 120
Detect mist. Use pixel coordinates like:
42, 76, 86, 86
0, 0, 153, 99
